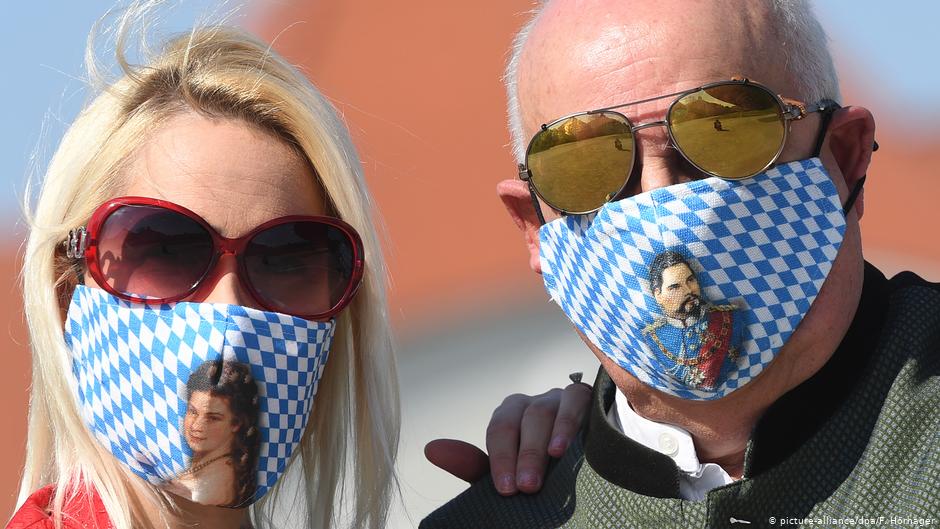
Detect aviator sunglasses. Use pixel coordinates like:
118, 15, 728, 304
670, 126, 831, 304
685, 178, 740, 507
518, 78, 840, 218
65, 197, 364, 320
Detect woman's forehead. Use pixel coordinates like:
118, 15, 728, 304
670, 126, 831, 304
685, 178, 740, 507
120, 112, 327, 237
190, 391, 230, 411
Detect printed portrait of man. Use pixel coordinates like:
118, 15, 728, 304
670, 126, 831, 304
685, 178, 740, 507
642, 251, 743, 390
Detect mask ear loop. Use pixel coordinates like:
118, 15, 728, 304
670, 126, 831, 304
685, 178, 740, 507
811, 100, 878, 216
846, 138, 878, 216
841, 175, 866, 216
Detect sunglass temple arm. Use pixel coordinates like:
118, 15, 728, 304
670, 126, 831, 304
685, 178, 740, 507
519, 163, 547, 226
65, 227, 89, 259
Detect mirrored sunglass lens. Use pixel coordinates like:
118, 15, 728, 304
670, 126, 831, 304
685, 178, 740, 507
244, 222, 354, 317
669, 83, 785, 179
97, 205, 214, 299
526, 112, 634, 213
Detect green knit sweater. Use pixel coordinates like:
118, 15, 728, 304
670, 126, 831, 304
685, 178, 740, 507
421, 266, 940, 528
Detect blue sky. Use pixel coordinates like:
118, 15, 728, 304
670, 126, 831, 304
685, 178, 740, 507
813, 1, 940, 133
2, 0, 247, 227
3, 1, 939, 220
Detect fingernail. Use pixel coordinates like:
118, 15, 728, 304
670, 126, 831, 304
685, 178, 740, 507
549, 435, 567, 454
497, 474, 515, 494
517, 470, 540, 489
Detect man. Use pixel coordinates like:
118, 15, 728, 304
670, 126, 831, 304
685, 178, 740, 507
643, 251, 741, 391
422, 0, 938, 527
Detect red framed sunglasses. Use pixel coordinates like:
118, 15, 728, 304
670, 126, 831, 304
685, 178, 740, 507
65, 196, 364, 320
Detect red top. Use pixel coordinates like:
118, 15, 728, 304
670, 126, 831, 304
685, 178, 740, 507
6, 484, 113, 529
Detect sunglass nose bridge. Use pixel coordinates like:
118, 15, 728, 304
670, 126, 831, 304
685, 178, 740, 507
632, 119, 668, 131
217, 236, 241, 256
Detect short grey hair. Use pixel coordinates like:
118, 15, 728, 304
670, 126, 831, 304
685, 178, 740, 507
504, 0, 842, 163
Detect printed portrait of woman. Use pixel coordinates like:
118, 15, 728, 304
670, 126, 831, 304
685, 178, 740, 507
167, 360, 261, 508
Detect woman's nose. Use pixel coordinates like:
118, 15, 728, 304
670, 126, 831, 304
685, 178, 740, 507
190, 253, 256, 308
190, 416, 206, 432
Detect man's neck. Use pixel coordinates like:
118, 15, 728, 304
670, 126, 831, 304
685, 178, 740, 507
639, 389, 769, 477
612, 388, 751, 480
599, 322, 839, 478
587, 249, 867, 477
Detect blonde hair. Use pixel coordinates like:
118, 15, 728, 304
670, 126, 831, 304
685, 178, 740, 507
17, 8, 399, 529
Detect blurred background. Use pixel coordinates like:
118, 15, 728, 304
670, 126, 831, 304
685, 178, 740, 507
2, 1, 938, 527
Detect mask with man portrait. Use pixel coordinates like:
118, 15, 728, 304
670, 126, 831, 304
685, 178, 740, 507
540, 157, 846, 399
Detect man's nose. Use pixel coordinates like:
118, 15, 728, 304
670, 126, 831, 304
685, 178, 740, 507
622, 125, 703, 196
191, 253, 256, 308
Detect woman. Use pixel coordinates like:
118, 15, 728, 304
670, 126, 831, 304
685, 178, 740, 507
170, 361, 261, 508
9, 8, 398, 528
7, 4, 581, 527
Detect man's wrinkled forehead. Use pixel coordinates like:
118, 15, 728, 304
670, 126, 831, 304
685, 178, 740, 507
518, 0, 794, 133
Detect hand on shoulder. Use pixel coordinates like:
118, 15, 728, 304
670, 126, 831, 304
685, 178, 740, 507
425, 380, 592, 496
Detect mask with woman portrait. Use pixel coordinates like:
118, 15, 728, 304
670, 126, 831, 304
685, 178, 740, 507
65, 285, 334, 507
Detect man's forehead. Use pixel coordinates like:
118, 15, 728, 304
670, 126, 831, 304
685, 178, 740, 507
664, 263, 693, 279
518, 0, 796, 131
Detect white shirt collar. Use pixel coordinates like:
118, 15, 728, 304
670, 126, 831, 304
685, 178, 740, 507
608, 389, 735, 501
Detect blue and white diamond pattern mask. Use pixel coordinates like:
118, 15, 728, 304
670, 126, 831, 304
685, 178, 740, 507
64, 285, 334, 507
539, 158, 847, 400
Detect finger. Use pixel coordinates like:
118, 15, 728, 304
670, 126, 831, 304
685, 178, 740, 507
485, 393, 532, 496
547, 382, 592, 457
515, 388, 563, 493
424, 439, 489, 483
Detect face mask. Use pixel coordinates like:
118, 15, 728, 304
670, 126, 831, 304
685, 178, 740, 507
64, 285, 334, 507
540, 158, 847, 400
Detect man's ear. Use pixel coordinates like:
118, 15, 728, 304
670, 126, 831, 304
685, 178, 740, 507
824, 106, 876, 219
652, 288, 663, 307
497, 179, 544, 274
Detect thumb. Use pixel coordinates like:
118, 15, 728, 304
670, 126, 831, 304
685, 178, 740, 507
424, 439, 490, 483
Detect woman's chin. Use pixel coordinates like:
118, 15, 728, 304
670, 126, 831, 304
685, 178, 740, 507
187, 440, 210, 453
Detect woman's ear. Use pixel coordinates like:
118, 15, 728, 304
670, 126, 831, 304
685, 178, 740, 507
497, 179, 544, 274
823, 106, 876, 219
